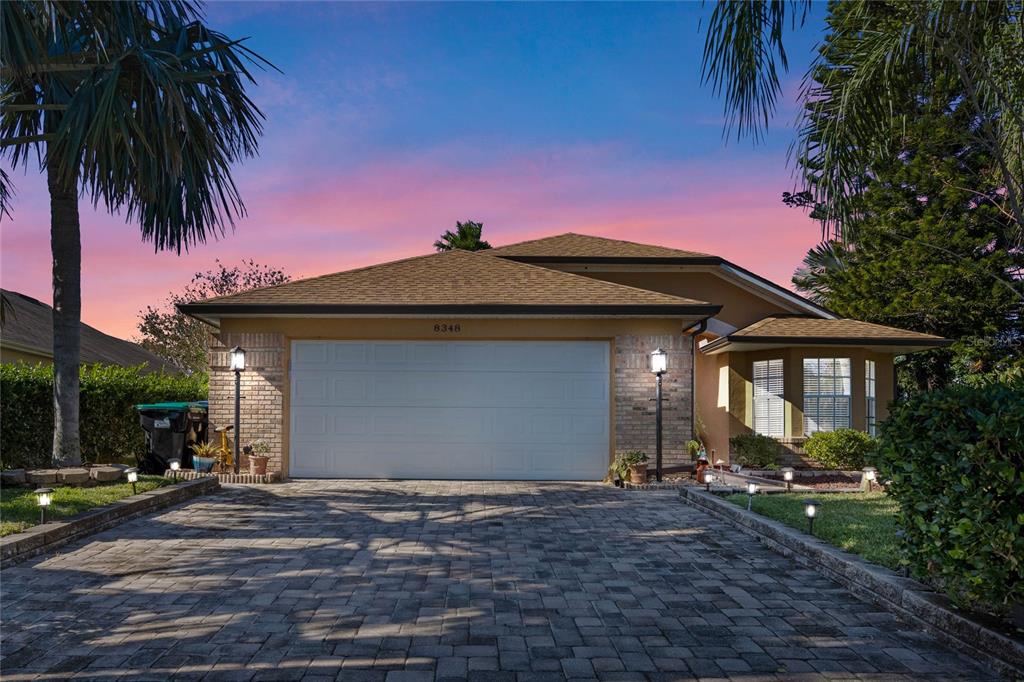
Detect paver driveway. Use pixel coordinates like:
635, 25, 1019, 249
0, 481, 998, 681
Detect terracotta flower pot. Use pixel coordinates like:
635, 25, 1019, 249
249, 455, 269, 476
629, 463, 647, 484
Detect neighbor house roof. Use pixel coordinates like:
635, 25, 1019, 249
0, 289, 176, 372
178, 249, 721, 323
700, 315, 951, 354
486, 232, 712, 259
487, 232, 836, 319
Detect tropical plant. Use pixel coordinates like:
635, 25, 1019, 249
433, 220, 492, 252
137, 260, 290, 373
701, 0, 1024, 244
686, 439, 704, 461
609, 450, 648, 482
189, 441, 220, 458
1, 1, 274, 466
729, 433, 779, 469
804, 429, 876, 470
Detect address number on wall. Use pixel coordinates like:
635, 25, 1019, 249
433, 323, 462, 333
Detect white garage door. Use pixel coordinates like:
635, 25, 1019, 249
289, 340, 610, 479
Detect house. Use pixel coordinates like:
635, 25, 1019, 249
0, 289, 175, 373
178, 233, 949, 479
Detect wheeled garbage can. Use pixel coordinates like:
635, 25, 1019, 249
135, 401, 209, 474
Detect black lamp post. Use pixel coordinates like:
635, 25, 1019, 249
649, 348, 667, 482
229, 346, 246, 475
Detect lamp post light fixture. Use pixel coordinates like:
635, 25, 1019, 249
229, 346, 246, 475
861, 466, 877, 492
125, 468, 138, 495
803, 498, 820, 535
35, 487, 53, 524
746, 482, 757, 510
781, 467, 795, 492
649, 348, 667, 482
704, 471, 715, 492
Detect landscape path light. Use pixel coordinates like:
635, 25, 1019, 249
746, 482, 757, 510
861, 466, 877, 492
781, 467, 795, 492
169, 458, 181, 477
704, 471, 715, 492
126, 467, 138, 495
230, 346, 246, 474
35, 487, 53, 524
803, 498, 820, 535
649, 348, 667, 482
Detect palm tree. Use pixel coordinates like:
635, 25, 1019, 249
1, 1, 273, 466
433, 220, 492, 251
700, 0, 1023, 244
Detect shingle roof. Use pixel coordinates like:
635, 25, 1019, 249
179, 249, 718, 316
701, 315, 950, 353
487, 233, 712, 259
0, 289, 177, 373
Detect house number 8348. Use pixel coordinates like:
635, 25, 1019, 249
433, 323, 462, 333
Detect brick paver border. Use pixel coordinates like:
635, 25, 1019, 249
0, 477, 219, 567
679, 485, 1024, 679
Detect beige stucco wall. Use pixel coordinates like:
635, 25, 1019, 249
694, 344, 895, 465
546, 269, 794, 328
1, 346, 52, 365
210, 316, 697, 479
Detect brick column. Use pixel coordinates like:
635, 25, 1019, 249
207, 333, 286, 475
614, 334, 693, 467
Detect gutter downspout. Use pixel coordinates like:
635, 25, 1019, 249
681, 319, 709, 443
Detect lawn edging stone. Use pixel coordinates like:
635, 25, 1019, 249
678, 485, 1024, 680
0, 476, 219, 567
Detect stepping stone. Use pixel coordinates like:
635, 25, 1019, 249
89, 466, 124, 482
57, 468, 91, 485
0, 469, 27, 486
26, 469, 59, 485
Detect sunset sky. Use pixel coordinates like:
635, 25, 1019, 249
1, 2, 827, 339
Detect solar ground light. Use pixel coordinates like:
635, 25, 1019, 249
704, 471, 715, 492
34, 487, 53, 524
780, 466, 795, 492
803, 498, 820, 535
168, 458, 181, 476
746, 482, 757, 510
861, 466, 877, 492
125, 467, 138, 495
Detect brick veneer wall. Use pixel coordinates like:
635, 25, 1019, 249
614, 334, 693, 467
208, 332, 286, 475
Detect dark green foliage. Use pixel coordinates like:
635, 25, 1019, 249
876, 381, 1024, 616
434, 220, 491, 252
0, 364, 206, 470
730, 433, 779, 469
804, 429, 877, 470
609, 450, 648, 481
791, 2, 1023, 393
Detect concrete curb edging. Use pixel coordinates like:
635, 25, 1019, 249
0, 477, 220, 567
678, 486, 1024, 681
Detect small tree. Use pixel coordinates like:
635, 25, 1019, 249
137, 261, 289, 374
434, 220, 492, 252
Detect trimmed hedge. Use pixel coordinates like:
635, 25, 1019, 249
730, 433, 779, 469
1, 364, 206, 470
876, 380, 1023, 617
804, 429, 877, 470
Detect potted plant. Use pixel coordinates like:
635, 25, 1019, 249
190, 441, 219, 473
247, 440, 270, 476
621, 450, 649, 484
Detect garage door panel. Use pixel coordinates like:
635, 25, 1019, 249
290, 340, 609, 479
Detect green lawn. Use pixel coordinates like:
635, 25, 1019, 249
1, 475, 174, 537
724, 491, 901, 570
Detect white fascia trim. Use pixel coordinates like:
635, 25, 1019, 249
719, 264, 837, 319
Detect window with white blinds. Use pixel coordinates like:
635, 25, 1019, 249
866, 359, 877, 436
752, 359, 785, 437
803, 357, 851, 434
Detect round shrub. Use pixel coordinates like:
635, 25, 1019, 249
876, 379, 1023, 618
804, 429, 877, 470
729, 433, 779, 469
